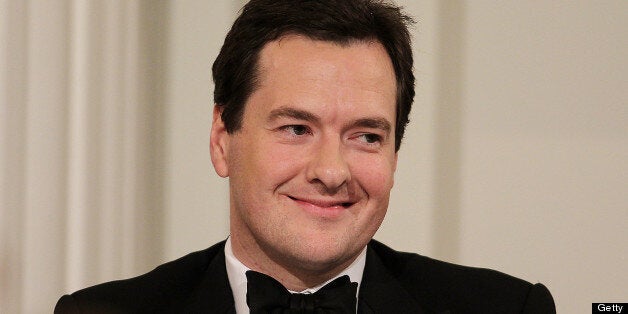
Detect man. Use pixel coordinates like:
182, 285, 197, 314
55, 0, 556, 313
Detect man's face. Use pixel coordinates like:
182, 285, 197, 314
211, 35, 397, 273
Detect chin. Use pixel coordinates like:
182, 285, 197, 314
287, 252, 347, 273
276, 236, 361, 272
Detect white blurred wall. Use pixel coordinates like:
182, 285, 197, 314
458, 1, 627, 311
1, 1, 626, 313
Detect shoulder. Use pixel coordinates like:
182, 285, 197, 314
54, 241, 227, 314
367, 240, 555, 313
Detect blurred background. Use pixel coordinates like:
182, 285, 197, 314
1, 0, 626, 313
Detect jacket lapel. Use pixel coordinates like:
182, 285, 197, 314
357, 243, 427, 314
177, 241, 236, 313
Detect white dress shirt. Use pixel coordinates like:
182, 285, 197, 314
224, 237, 367, 314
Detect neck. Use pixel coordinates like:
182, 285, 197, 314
229, 233, 359, 291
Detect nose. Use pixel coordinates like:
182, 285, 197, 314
306, 138, 351, 193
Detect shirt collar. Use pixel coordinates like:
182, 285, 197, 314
224, 237, 367, 314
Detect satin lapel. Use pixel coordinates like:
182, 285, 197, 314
178, 242, 236, 314
357, 244, 426, 314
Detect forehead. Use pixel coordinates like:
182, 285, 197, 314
255, 35, 397, 100
258, 35, 394, 83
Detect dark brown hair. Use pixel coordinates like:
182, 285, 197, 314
212, 0, 415, 151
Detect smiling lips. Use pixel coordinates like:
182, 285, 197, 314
287, 195, 355, 215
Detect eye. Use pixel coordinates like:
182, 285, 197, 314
280, 125, 311, 136
357, 133, 382, 144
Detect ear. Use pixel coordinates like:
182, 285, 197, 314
391, 152, 398, 185
210, 105, 230, 177
393, 152, 398, 172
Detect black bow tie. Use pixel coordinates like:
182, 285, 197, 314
246, 270, 358, 314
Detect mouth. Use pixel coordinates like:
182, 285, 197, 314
286, 195, 356, 217
288, 196, 354, 208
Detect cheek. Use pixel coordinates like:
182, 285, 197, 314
231, 137, 305, 190
350, 154, 396, 197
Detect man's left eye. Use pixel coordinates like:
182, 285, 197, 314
358, 133, 382, 144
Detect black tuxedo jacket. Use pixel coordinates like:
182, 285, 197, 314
55, 240, 555, 313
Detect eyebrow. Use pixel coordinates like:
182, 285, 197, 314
267, 107, 320, 123
350, 117, 392, 134
267, 106, 392, 134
